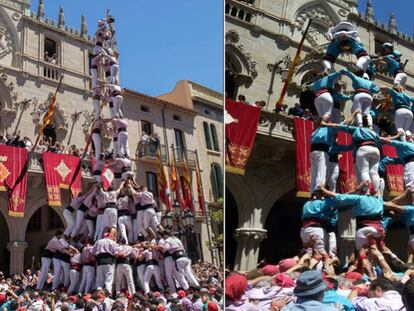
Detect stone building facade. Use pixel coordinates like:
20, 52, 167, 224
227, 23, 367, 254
225, 0, 414, 270
0, 0, 222, 274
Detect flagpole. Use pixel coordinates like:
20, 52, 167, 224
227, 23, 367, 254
32, 75, 64, 151
275, 18, 312, 109
195, 149, 216, 266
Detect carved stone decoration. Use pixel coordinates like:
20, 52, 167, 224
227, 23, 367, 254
300, 49, 325, 65
0, 66, 18, 117
226, 30, 258, 81
233, 228, 267, 242
338, 8, 348, 17
307, 25, 331, 47
294, 5, 334, 31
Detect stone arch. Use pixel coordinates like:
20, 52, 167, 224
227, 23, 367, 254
295, 62, 324, 85
0, 192, 12, 237
225, 29, 257, 98
225, 173, 257, 228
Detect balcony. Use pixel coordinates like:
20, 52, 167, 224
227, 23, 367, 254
28, 151, 93, 179
39, 60, 62, 82
225, 0, 256, 23
136, 143, 168, 164
257, 110, 294, 142
173, 147, 197, 168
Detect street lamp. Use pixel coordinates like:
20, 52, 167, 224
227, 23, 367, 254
162, 210, 173, 229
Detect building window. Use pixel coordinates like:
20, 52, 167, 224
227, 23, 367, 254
48, 207, 64, 230
211, 163, 223, 200
374, 38, 387, 55
44, 38, 57, 64
27, 208, 42, 232
141, 105, 150, 113
174, 129, 185, 150
173, 114, 182, 121
210, 124, 220, 152
146, 172, 159, 197
141, 120, 153, 135
203, 122, 213, 150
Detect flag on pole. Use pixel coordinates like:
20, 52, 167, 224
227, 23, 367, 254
182, 157, 194, 211
195, 166, 204, 214
157, 148, 172, 210
170, 157, 186, 209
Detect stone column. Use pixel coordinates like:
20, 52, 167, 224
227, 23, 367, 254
7, 242, 27, 275
337, 209, 356, 266
233, 228, 267, 271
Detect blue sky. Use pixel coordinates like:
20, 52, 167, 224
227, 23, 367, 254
30, 0, 223, 95
358, 0, 412, 37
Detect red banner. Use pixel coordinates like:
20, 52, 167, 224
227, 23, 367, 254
382, 145, 404, 197
0, 146, 28, 217
225, 99, 261, 175
337, 131, 357, 193
170, 158, 186, 210
91, 159, 114, 191
157, 149, 172, 210
42, 152, 82, 206
294, 118, 313, 198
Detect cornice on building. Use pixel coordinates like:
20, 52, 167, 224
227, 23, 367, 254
187, 80, 223, 108
123, 88, 197, 115
21, 11, 94, 46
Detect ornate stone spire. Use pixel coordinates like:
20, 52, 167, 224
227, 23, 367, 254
80, 15, 87, 37
58, 6, 65, 28
37, 0, 44, 20
365, 0, 375, 22
389, 12, 397, 33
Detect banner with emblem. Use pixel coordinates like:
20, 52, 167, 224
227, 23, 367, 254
0, 145, 28, 217
225, 99, 261, 175
42, 152, 82, 206
337, 130, 357, 193
91, 159, 114, 191
381, 144, 404, 197
294, 117, 313, 198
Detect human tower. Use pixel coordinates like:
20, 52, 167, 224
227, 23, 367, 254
36, 12, 199, 296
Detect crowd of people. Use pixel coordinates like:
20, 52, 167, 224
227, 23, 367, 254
226, 21, 414, 310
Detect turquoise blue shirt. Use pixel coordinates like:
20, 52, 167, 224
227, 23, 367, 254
390, 140, 414, 162
311, 127, 335, 146
339, 125, 380, 154
308, 72, 341, 92
301, 199, 337, 222
341, 69, 380, 94
333, 194, 383, 217
384, 55, 402, 76
388, 89, 414, 110
323, 290, 355, 311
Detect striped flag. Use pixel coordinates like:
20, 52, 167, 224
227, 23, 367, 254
170, 157, 186, 209
182, 157, 194, 211
156, 148, 172, 210
196, 166, 204, 214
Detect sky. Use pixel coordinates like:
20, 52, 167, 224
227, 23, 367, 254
30, 0, 223, 96
358, 0, 413, 37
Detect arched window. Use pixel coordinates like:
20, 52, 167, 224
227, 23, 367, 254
210, 124, 220, 152
203, 122, 212, 150
211, 163, 223, 200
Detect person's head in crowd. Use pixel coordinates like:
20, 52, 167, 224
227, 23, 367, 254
225, 272, 248, 301
237, 94, 246, 102
293, 270, 327, 302
403, 276, 414, 311
368, 277, 394, 298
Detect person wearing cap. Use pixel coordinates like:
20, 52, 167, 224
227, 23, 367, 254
382, 87, 414, 142
340, 68, 380, 129
323, 22, 370, 74
307, 71, 342, 122
92, 230, 117, 295
281, 270, 337, 311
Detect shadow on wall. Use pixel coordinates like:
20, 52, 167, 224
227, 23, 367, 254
259, 190, 305, 265
225, 188, 238, 270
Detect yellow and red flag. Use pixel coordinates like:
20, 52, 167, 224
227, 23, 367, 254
170, 157, 186, 209
182, 157, 194, 211
196, 166, 204, 214
157, 148, 172, 210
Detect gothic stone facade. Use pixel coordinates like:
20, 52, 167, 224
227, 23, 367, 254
225, 0, 414, 270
